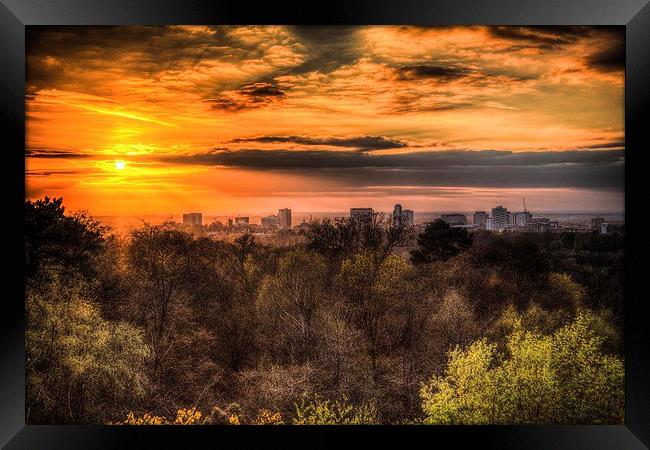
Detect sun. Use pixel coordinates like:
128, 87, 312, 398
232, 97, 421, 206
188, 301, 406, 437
114, 160, 126, 170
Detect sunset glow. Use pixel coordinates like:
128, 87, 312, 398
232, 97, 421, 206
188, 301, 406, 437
25, 26, 624, 216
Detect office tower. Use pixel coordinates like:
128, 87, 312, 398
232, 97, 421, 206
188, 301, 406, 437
402, 209, 414, 226
182, 212, 202, 227
512, 211, 532, 226
393, 204, 403, 226
491, 206, 508, 231
473, 211, 488, 226
278, 208, 292, 228
261, 215, 279, 229
392, 204, 414, 226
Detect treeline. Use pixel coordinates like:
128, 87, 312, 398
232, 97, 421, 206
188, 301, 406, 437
25, 197, 624, 424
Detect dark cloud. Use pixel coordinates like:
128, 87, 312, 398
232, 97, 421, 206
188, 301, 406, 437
397, 65, 472, 81
489, 26, 593, 47
579, 140, 625, 150
26, 169, 82, 177
204, 82, 286, 111
228, 135, 407, 151
158, 148, 624, 189
240, 82, 285, 97
26, 149, 91, 158
587, 43, 625, 72
285, 26, 362, 75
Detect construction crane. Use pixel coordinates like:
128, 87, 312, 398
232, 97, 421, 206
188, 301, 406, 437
522, 198, 527, 212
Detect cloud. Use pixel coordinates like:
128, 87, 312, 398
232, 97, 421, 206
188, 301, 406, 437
284, 26, 363, 75
26, 149, 91, 158
396, 65, 472, 81
204, 81, 286, 111
228, 135, 407, 151
488, 26, 592, 47
157, 148, 624, 189
587, 43, 624, 72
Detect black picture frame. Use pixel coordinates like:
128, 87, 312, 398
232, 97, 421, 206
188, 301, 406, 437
2, 1, 648, 448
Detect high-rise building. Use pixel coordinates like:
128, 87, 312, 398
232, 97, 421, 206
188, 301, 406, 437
591, 217, 605, 230
473, 211, 488, 226
440, 214, 467, 226
392, 204, 402, 226
261, 215, 279, 229
350, 208, 373, 220
278, 208, 291, 228
600, 223, 609, 234
485, 217, 494, 231
182, 212, 202, 227
512, 211, 532, 226
392, 204, 414, 226
278, 208, 292, 228
491, 206, 508, 231
402, 209, 414, 226
234, 216, 249, 226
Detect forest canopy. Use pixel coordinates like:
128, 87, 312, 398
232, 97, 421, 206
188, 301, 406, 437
25, 197, 624, 425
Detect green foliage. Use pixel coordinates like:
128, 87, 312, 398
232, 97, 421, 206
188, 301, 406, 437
293, 395, 380, 424
410, 219, 472, 264
420, 310, 624, 424
26, 274, 150, 423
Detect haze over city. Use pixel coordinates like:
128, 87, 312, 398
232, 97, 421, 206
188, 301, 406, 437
25, 26, 624, 216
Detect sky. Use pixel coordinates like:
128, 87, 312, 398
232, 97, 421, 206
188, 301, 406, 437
25, 25, 625, 216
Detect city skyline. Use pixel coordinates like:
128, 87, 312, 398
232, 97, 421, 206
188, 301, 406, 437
26, 26, 624, 216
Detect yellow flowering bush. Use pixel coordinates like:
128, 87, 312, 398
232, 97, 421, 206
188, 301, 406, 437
253, 409, 284, 425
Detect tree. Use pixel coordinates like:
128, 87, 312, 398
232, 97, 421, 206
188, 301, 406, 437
256, 250, 327, 363
26, 274, 150, 424
293, 394, 380, 424
25, 197, 109, 280
410, 220, 472, 264
127, 223, 199, 381
420, 310, 624, 424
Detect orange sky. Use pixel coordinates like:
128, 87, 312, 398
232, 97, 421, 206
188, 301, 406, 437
25, 26, 624, 216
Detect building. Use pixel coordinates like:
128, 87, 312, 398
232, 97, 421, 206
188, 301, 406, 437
392, 204, 402, 226
591, 217, 605, 231
600, 223, 609, 234
473, 211, 488, 226
512, 211, 532, 226
261, 215, 279, 229
491, 206, 509, 231
549, 221, 560, 231
350, 208, 373, 220
393, 204, 415, 226
402, 209, 414, 226
485, 217, 495, 231
182, 212, 202, 227
227, 218, 233, 227
440, 214, 467, 226
234, 216, 249, 226
527, 221, 549, 233
278, 208, 292, 228
528, 217, 550, 232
